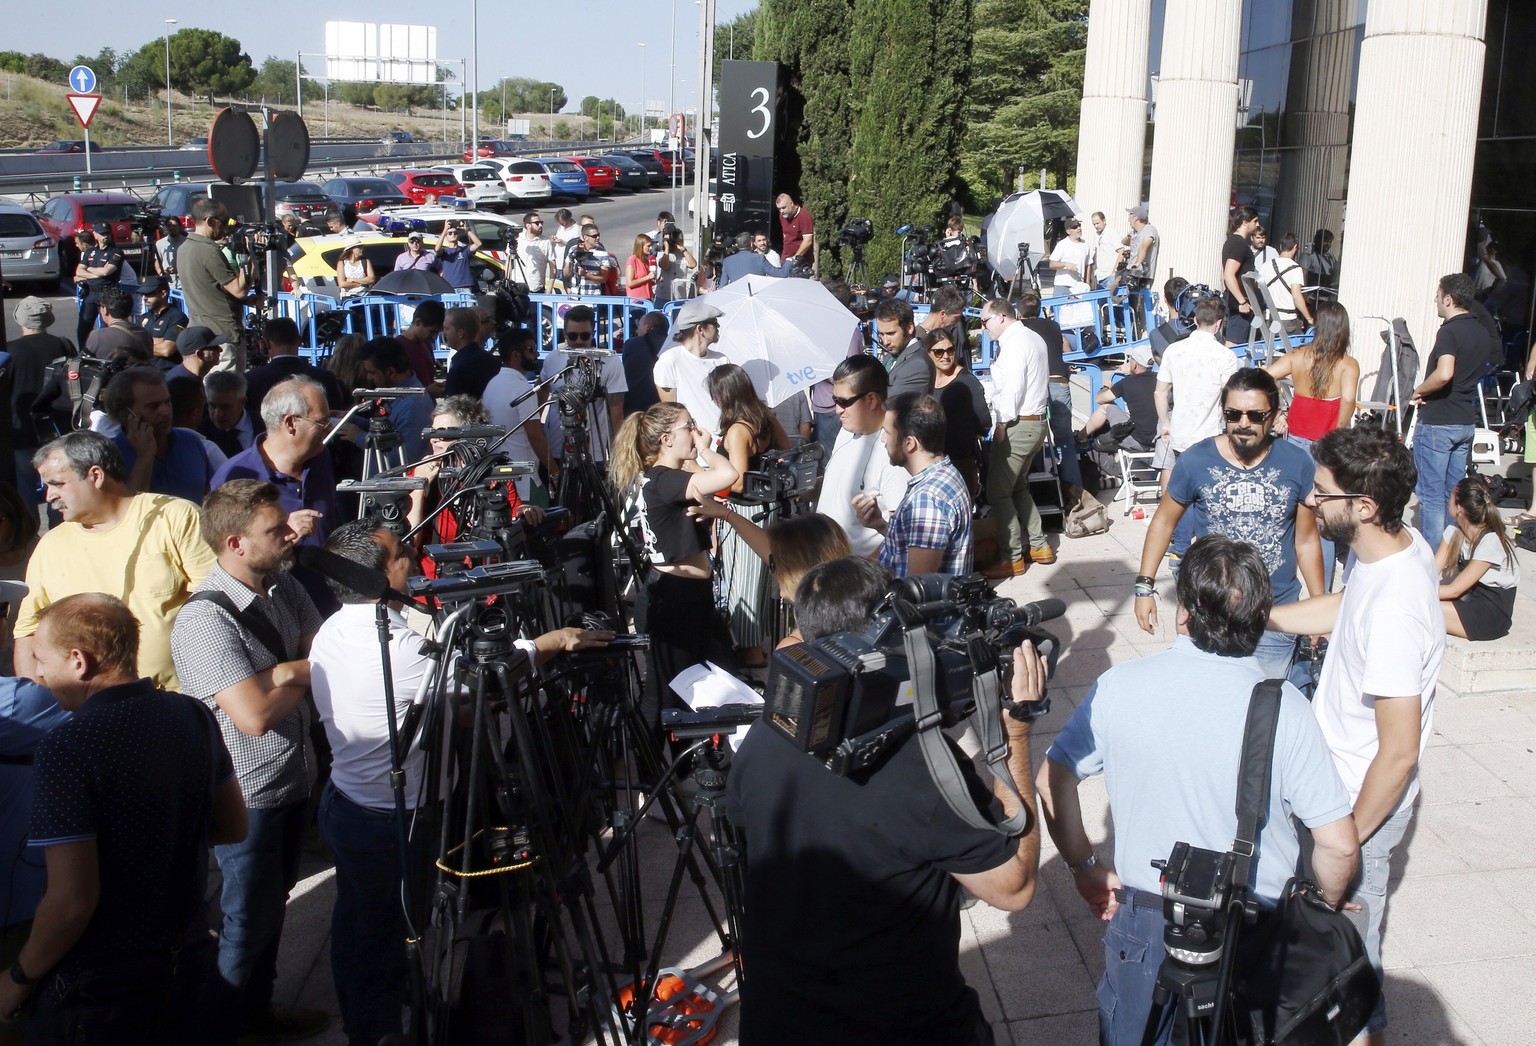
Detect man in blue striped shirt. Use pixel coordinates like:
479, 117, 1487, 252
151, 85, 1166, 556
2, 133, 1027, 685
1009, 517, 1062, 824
856, 393, 974, 577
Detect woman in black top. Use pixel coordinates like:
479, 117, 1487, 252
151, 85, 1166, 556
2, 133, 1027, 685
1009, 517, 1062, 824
924, 328, 989, 495
611, 402, 739, 729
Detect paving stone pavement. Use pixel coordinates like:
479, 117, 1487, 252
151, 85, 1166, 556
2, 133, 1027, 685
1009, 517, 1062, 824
256, 498, 1536, 1045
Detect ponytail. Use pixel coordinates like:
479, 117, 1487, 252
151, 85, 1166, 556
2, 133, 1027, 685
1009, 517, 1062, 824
609, 402, 688, 494
1452, 477, 1517, 567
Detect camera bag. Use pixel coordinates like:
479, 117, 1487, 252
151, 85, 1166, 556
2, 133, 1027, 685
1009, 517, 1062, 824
1228, 681, 1380, 1045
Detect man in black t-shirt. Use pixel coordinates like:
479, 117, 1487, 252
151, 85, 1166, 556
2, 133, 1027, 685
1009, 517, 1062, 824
726, 557, 1044, 1046
1220, 207, 1260, 344
1079, 343, 1158, 452
1411, 272, 1496, 542
7, 297, 75, 507
0, 593, 245, 1043
137, 276, 188, 364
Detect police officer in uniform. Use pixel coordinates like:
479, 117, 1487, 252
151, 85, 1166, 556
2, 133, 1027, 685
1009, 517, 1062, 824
75, 221, 124, 348
139, 276, 190, 368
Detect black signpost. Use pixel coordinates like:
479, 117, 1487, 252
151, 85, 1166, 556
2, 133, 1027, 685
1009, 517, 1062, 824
715, 60, 780, 245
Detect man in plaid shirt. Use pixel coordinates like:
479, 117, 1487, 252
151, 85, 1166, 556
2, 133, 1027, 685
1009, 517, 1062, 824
855, 393, 974, 577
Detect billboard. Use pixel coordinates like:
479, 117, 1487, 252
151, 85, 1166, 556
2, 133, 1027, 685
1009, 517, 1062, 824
323, 22, 438, 85
716, 61, 780, 243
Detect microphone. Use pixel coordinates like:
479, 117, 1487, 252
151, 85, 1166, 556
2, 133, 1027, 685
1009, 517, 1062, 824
295, 545, 413, 605
896, 224, 912, 235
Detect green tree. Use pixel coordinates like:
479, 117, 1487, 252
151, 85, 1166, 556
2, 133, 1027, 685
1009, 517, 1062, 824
844, 0, 974, 277
755, 0, 858, 276
580, 94, 600, 118
0, 52, 27, 75
115, 43, 162, 101
168, 28, 256, 105
488, 77, 567, 115
373, 83, 437, 114
960, 0, 1087, 207
24, 53, 68, 82
249, 56, 301, 105
552, 120, 574, 141
714, 7, 759, 82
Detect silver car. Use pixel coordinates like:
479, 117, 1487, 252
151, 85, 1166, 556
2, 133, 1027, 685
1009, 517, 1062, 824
0, 202, 60, 290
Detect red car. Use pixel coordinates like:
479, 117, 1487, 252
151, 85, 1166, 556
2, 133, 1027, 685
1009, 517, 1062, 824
383, 170, 467, 206
464, 140, 519, 163
37, 192, 147, 274
567, 157, 617, 194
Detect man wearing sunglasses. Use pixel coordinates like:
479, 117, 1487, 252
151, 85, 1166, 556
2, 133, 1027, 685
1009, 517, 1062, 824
1134, 367, 1324, 682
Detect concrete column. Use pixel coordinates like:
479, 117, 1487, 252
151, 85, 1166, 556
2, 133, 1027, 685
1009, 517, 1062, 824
1273, 0, 1355, 245
1146, 0, 1243, 289
1073, 0, 1152, 222
1336, 0, 1487, 385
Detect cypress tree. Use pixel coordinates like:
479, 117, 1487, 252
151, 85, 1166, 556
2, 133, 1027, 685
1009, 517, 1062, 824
844, 0, 974, 280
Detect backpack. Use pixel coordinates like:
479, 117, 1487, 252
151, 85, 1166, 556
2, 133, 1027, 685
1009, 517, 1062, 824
1064, 490, 1110, 539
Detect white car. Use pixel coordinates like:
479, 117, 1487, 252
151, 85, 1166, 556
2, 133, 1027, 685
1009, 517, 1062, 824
474, 157, 555, 202
368, 205, 529, 267
432, 164, 515, 212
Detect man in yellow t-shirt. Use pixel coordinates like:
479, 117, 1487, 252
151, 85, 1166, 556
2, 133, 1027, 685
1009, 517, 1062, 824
14, 432, 215, 691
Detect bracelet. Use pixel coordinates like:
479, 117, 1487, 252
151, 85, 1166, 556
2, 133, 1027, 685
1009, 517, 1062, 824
1134, 585, 1155, 598
1067, 853, 1099, 875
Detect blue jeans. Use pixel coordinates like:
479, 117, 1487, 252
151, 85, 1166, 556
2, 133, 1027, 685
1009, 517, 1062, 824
1412, 423, 1473, 547
1347, 800, 1414, 1036
1048, 381, 1084, 490
319, 783, 426, 1046
213, 801, 309, 1028
1097, 892, 1177, 1046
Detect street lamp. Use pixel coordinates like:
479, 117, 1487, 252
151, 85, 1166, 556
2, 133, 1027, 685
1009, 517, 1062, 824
637, 42, 646, 141
163, 19, 177, 147
549, 86, 556, 141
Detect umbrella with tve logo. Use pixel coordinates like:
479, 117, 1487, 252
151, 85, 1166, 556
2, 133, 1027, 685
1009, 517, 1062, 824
697, 274, 861, 407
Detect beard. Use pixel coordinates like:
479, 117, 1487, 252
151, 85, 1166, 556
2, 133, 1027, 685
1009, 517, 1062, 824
1229, 429, 1271, 463
1315, 511, 1357, 546
248, 548, 296, 579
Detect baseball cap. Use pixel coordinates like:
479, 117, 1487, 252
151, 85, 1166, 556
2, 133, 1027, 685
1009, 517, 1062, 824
93, 221, 112, 234
1065, 217, 1082, 229
1128, 205, 1149, 222
176, 326, 228, 356
1127, 343, 1155, 367
673, 299, 724, 332
137, 275, 167, 295
407, 231, 424, 242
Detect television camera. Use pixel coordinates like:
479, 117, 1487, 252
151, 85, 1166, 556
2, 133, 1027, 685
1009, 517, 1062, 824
737, 443, 825, 505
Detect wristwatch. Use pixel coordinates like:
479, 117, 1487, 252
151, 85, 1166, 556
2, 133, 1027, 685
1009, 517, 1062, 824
9, 961, 37, 987
1067, 853, 1099, 876
1005, 691, 1051, 722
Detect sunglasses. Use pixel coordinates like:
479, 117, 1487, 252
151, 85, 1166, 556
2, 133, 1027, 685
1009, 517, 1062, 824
1222, 408, 1274, 424
929, 346, 956, 357
1311, 489, 1368, 502
831, 394, 865, 409
566, 330, 595, 343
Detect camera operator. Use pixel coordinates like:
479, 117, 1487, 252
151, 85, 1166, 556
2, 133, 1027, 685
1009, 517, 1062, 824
307, 519, 609, 1044
726, 556, 1044, 1046
539, 306, 628, 467
1110, 205, 1159, 299
1038, 535, 1358, 1046
176, 199, 249, 364
719, 230, 794, 287
561, 222, 618, 296
654, 225, 699, 307
83, 286, 151, 362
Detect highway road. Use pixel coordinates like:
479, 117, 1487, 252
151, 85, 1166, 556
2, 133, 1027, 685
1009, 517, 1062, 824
2, 183, 694, 346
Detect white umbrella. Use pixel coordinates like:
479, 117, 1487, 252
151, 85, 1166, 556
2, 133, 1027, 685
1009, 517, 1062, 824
697, 275, 861, 407
985, 189, 1084, 279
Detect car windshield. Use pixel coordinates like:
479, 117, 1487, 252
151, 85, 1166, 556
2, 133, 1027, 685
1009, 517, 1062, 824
277, 183, 328, 200
544, 162, 580, 174
81, 203, 139, 223
347, 180, 397, 194
0, 214, 42, 237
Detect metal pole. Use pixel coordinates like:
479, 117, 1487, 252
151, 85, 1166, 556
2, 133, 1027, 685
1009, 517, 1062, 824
459, 61, 466, 150
164, 19, 177, 147
694, 0, 715, 258
638, 43, 646, 142
549, 87, 555, 141
669, 0, 678, 217
470, 0, 479, 154
296, 53, 302, 118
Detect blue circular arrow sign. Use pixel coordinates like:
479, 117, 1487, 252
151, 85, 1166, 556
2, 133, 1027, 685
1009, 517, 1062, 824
68, 65, 98, 94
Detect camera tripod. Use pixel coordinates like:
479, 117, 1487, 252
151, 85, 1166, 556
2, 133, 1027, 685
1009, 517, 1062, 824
1140, 888, 1251, 1046
845, 242, 870, 293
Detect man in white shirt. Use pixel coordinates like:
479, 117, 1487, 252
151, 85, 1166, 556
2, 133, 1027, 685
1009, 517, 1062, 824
653, 300, 730, 438
539, 305, 628, 464
1269, 426, 1444, 1046
480, 340, 552, 500
1154, 294, 1240, 478
1047, 218, 1093, 293
1086, 211, 1118, 288
513, 211, 554, 292
309, 520, 609, 1046
1249, 225, 1279, 271
981, 298, 1052, 577
815, 355, 910, 559
1258, 232, 1313, 334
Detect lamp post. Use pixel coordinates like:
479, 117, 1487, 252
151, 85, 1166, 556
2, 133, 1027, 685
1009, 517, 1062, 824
549, 86, 556, 141
638, 42, 646, 141
163, 19, 177, 147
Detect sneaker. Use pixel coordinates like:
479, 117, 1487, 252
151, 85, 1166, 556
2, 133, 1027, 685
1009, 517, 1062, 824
237, 1004, 331, 1044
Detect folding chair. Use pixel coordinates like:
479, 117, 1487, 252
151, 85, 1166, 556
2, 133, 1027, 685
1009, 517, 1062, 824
1356, 316, 1418, 439
1114, 446, 1161, 516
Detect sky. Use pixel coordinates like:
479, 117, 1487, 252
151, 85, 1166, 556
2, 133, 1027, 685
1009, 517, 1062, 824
9, 0, 760, 116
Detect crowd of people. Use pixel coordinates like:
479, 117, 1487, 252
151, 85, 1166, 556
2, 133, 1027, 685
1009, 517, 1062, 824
0, 192, 1530, 1046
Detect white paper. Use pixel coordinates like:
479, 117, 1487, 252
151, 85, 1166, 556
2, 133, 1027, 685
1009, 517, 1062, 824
669, 661, 764, 749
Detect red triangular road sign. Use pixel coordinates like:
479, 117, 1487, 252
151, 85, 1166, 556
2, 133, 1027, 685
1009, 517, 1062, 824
66, 93, 102, 129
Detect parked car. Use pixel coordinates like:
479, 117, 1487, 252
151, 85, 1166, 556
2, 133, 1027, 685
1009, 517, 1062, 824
567, 157, 617, 194
181, 136, 209, 152
653, 149, 695, 180
35, 140, 103, 155
598, 154, 651, 192
464, 139, 520, 163
381, 130, 417, 144
383, 170, 467, 206
288, 230, 503, 292
607, 149, 667, 186
0, 201, 61, 290
370, 205, 527, 266
320, 177, 413, 213
431, 165, 513, 211
147, 183, 270, 225
475, 158, 554, 202
530, 158, 589, 201
272, 181, 334, 222
37, 192, 147, 275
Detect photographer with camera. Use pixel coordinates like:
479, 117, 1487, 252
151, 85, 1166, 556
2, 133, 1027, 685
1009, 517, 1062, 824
1039, 535, 1359, 1046
1110, 205, 1159, 299
433, 221, 482, 292
611, 402, 738, 732
177, 199, 248, 363
561, 223, 618, 296
726, 555, 1044, 1046
653, 224, 699, 307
